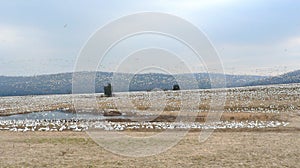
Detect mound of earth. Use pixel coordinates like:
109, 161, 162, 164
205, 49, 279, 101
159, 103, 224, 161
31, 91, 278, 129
104, 110, 122, 116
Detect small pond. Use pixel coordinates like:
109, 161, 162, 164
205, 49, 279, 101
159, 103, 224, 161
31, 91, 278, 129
0, 111, 124, 121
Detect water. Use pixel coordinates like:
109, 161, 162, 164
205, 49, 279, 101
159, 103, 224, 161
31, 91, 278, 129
0, 111, 117, 121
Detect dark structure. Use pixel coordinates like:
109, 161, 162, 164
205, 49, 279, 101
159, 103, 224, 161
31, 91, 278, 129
173, 84, 180, 90
104, 83, 112, 97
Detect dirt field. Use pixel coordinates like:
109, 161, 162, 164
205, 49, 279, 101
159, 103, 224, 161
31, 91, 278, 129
0, 128, 299, 168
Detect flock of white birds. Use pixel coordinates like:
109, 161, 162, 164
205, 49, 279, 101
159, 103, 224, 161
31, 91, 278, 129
1, 83, 299, 115
0, 119, 289, 132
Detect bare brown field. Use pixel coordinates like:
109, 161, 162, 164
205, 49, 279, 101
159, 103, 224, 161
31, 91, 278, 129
0, 129, 299, 168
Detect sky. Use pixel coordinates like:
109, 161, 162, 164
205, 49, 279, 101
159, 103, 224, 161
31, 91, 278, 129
0, 0, 300, 76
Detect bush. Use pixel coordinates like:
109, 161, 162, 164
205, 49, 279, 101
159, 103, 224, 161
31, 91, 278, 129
104, 83, 112, 97
173, 84, 180, 90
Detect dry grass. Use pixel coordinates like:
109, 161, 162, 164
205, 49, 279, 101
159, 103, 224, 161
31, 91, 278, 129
0, 130, 299, 167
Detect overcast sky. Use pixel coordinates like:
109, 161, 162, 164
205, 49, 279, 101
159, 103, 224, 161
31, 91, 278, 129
1, 0, 300, 76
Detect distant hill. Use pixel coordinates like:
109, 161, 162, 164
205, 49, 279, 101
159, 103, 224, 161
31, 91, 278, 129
0, 72, 267, 96
246, 70, 300, 86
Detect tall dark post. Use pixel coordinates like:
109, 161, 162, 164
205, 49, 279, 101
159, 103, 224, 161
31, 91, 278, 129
104, 83, 112, 97
173, 84, 180, 90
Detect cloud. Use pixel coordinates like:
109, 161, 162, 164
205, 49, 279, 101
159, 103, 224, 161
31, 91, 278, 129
0, 24, 48, 57
0, 1, 300, 76
216, 34, 300, 75
0, 24, 76, 76
156, 0, 237, 12
0, 26, 22, 46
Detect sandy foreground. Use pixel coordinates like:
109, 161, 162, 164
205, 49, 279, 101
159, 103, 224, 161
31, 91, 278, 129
0, 128, 299, 168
